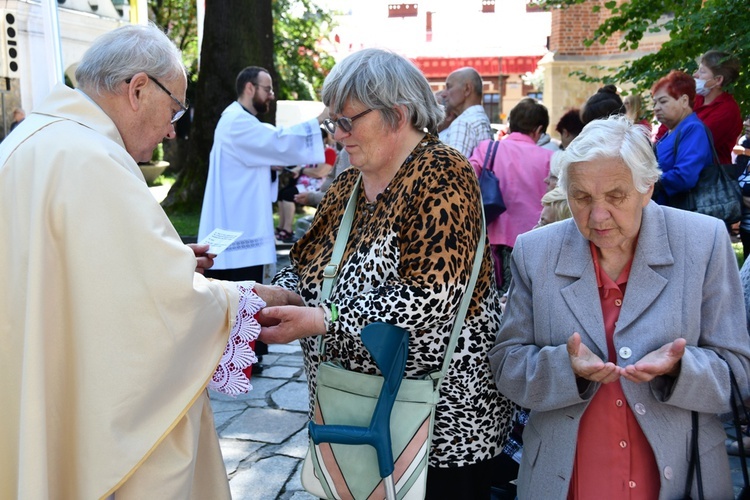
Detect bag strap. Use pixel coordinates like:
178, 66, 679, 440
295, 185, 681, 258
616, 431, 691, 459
482, 140, 499, 172
670, 128, 682, 162
727, 361, 750, 490
318, 174, 361, 355
321, 174, 361, 301
701, 123, 721, 166
318, 172, 487, 390
685, 411, 704, 499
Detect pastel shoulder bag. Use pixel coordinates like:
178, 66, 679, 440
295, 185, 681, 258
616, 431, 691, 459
301, 174, 486, 500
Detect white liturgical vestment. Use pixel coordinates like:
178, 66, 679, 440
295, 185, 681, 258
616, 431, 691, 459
199, 101, 324, 270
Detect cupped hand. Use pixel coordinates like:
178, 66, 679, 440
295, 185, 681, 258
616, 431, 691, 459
258, 305, 325, 344
620, 338, 686, 383
567, 332, 620, 384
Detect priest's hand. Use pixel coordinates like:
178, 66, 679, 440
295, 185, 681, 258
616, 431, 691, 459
257, 306, 325, 344
187, 243, 214, 274
253, 284, 304, 308
567, 332, 620, 384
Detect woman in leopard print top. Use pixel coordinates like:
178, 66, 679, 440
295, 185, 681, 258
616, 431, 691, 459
259, 48, 513, 498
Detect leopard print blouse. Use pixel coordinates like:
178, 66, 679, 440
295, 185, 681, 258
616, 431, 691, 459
273, 134, 513, 468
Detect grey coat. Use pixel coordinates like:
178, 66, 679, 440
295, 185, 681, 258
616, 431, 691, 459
490, 201, 750, 499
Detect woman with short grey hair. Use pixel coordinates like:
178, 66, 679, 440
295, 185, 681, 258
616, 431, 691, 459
321, 48, 444, 134
261, 48, 513, 498
558, 115, 661, 195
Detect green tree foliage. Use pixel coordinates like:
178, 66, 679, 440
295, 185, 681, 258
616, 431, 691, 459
149, 0, 336, 100
273, 0, 337, 100
535, 0, 750, 116
150, 0, 199, 72
155, 0, 337, 214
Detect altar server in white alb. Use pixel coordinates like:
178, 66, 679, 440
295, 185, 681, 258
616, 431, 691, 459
199, 66, 328, 284
0, 24, 302, 499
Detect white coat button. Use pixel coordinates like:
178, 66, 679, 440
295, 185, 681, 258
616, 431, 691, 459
629, 481, 637, 488
619, 346, 632, 359
634, 403, 646, 415
664, 466, 673, 480
620, 440, 627, 448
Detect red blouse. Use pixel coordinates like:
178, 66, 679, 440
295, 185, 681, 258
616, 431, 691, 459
567, 243, 660, 499
694, 92, 742, 165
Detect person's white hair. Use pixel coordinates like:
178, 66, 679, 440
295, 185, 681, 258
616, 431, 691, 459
321, 48, 444, 134
541, 187, 572, 222
549, 150, 563, 179
558, 114, 661, 194
75, 23, 185, 96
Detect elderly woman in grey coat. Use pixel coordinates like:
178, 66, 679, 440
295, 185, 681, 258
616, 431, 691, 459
490, 115, 750, 499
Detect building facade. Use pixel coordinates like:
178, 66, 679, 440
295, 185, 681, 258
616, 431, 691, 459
541, 0, 667, 131
323, 0, 551, 126
0, 0, 128, 138
323, 0, 666, 140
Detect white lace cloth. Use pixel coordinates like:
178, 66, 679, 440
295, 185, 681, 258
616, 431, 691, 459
208, 284, 265, 395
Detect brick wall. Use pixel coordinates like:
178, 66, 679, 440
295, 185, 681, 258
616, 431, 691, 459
543, 0, 668, 138
550, 0, 668, 57
550, 0, 621, 56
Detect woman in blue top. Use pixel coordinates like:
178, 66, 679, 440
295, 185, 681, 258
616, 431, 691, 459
652, 70, 714, 208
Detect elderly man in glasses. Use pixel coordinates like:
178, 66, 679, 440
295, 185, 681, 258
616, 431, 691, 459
0, 23, 304, 499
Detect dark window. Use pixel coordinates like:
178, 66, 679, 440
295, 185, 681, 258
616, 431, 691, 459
483, 93, 500, 123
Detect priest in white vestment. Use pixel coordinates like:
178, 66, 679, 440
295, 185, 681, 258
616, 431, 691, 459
0, 24, 301, 500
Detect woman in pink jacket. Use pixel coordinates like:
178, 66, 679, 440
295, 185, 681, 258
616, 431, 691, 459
468, 98, 553, 293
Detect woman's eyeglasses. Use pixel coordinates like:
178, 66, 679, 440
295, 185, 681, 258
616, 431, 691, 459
322, 108, 373, 135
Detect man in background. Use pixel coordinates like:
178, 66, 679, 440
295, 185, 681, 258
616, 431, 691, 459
438, 67, 493, 157
199, 66, 326, 371
555, 108, 585, 150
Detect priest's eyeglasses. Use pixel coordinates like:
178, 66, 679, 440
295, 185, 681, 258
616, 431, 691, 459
126, 75, 190, 124
323, 108, 373, 135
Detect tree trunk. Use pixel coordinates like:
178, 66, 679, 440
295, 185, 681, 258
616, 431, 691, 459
162, 0, 276, 214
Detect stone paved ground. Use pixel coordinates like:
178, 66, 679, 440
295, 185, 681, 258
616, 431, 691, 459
209, 341, 316, 500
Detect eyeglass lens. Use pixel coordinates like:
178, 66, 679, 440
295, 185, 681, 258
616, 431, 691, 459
323, 109, 372, 135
